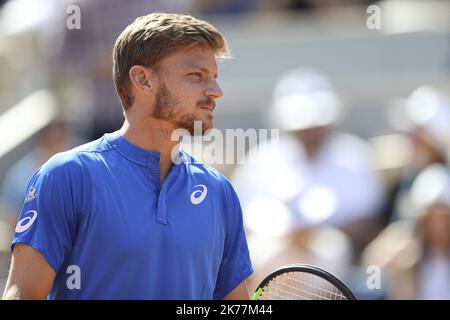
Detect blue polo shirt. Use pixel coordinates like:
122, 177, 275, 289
11, 130, 253, 299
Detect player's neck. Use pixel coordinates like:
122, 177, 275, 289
120, 119, 180, 184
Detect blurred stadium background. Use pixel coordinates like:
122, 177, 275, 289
1, 0, 450, 299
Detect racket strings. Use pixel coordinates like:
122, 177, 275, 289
285, 275, 347, 299
270, 280, 335, 300
260, 271, 348, 300
266, 283, 320, 300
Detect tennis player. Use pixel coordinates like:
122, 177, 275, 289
2, 13, 253, 300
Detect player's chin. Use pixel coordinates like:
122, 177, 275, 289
198, 114, 214, 133
202, 119, 213, 134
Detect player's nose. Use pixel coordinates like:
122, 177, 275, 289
205, 79, 223, 100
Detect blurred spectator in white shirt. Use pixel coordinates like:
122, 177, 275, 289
232, 68, 384, 284
362, 163, 450, 299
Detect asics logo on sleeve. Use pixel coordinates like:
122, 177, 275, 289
25, 187, 37, 203
15, 210, 38, 233
190, 185, 208, 205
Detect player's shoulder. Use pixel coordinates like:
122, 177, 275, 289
39, 135, 111, 176
71, 134, 115, 156
182, 151, 234, 189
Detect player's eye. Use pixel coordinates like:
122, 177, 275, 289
188, 72, 203, 79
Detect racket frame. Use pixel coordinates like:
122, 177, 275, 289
252, 263, 357, 300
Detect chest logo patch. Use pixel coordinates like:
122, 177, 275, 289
190, 184, 208, 205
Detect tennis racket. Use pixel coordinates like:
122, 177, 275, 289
252, 264, 357, 300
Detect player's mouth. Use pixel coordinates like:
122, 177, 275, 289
199, 103, 215, 114
200, 107, 214, 113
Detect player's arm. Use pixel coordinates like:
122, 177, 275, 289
214, 179, 254, 300
223, 279, 250, 300
3, 154, 84, 300
2, 244, 56, 300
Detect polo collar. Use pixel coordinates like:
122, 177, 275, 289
104, 130, 186, 167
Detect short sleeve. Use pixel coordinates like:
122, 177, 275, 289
11, 152, 85, 273
213, 179, 253, 300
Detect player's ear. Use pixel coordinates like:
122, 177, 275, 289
129, 65, 154, 94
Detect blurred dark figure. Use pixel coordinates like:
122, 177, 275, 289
284, 0, 364, 10
363, 164, 450, 299
384, 86, 450, 224
194, 0, 261, 14
0, 0, 9, 8
262, 0, 379, 11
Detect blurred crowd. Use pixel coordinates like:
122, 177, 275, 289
0, 0, 379, 13
0, 0, 449, 300
233, 70, 450, 299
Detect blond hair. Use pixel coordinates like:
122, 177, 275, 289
112, 12, 231, 110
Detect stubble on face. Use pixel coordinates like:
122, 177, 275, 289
153, 82, 214, 135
